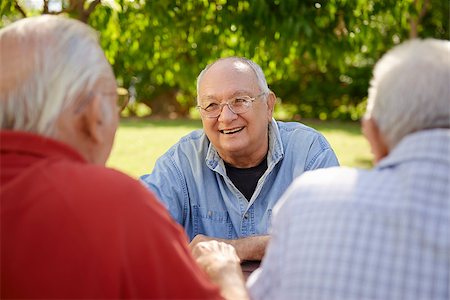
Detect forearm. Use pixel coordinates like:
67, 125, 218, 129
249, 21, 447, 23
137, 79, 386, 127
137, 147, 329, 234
228, 235, 270, 261
190, 234, 270, 261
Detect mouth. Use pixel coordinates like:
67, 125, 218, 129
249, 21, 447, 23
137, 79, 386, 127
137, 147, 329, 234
219, 126, 244, 135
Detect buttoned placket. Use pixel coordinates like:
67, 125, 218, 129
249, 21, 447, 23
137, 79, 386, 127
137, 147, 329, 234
204, 119, 285, 237
240, 207, 252, 236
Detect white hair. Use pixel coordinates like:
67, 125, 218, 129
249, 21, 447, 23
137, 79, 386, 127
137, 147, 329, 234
365, 38, 450, 148
0, 15, 112, 137
196, 57, 270, 103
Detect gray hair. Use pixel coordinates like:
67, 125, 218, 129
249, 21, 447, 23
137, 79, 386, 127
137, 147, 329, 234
196, 57, 270, 103
0, 15, 112, 137
365, 38, 450, 149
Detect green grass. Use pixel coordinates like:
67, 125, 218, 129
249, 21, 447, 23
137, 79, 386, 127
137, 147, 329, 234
303, 119, 373, 169
107, 118, 373, 178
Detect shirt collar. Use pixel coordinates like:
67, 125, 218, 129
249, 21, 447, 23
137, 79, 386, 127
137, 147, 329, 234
377, 129, 450, 170
0, 130, 87, 163
205, 118, 284, 171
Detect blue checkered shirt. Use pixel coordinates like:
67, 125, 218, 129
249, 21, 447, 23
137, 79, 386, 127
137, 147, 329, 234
248, 129, 450, 300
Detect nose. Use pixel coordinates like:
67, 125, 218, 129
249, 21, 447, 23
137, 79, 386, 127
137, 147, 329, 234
218, 103, 238, 122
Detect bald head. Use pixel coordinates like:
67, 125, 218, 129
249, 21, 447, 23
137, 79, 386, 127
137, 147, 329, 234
196, 57, 270, 103
0, 15, 113, 137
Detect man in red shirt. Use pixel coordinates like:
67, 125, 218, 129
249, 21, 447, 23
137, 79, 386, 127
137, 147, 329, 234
0, 15, 247, 299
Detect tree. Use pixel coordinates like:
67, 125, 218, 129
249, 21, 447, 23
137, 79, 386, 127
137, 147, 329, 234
2, 0, 448, 120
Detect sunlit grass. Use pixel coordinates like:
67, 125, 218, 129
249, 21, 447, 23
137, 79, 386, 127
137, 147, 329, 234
107, 118, 372, 178
303, 119, 373, 169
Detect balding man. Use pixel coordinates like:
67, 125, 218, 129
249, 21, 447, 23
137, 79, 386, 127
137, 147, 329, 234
0, 15, 247, 299
246, 38, 450, 300
140, 57, 339, 261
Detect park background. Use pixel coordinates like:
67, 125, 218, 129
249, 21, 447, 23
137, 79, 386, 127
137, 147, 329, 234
2, 0, 448, 177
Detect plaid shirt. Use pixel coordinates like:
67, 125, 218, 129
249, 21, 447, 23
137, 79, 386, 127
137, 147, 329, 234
248, 129, 450, 300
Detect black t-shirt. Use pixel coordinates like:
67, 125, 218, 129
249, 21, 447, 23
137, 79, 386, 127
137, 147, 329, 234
225, 155, 268, 201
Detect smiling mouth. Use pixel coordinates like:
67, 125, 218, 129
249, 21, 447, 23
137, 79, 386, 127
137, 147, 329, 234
220, 127, 244, 134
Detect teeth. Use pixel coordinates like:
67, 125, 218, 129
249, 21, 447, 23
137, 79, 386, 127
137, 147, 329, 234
222, 127, 243, 134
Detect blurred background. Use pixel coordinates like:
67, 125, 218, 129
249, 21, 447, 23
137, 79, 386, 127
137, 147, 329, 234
2, 0, 448, 121
1, 0, 448, 176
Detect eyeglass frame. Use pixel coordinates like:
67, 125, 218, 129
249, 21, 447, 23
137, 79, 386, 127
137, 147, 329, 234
117, 92, 130, 112
196, 92, 267, 118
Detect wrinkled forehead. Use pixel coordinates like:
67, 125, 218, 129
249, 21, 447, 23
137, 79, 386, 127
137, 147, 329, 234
199, 59, 259, 97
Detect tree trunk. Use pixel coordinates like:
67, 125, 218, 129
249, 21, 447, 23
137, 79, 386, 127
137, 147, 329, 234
144, 89, 189, 119
409, 0, 430, 39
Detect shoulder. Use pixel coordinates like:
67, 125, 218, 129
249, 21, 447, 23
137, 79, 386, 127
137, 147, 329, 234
52, 162, 164, 211
294, 166, 359, 189
178, 129, 205, 143
149, 130, 209, 176
276, 120, 322, 136
36, 161, 181, 237
65, 163, 144, 191
273, 122, 335, 162
294, 167, 358, 189
277, 167, 366, 212
276, 121, 330, 146
163, 129, 208, 158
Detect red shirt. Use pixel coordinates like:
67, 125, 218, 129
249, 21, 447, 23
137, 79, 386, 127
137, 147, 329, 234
0, 131, 222, 299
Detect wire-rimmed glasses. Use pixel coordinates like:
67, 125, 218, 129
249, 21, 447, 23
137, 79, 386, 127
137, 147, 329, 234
197, 92, 266, 118
117, 87, 130, 112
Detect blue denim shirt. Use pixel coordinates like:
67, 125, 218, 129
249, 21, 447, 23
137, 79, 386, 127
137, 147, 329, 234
140, 119, 339, 240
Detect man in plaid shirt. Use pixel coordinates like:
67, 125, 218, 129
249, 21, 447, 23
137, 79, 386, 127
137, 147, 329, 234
247, 38, 449, 300
194, 38, 449, 300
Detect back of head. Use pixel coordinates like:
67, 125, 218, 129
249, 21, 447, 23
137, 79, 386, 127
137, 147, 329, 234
365, 38, 450, 149
0, 15, 111, 137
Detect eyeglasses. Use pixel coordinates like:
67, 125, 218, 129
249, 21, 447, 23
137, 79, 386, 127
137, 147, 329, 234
116, 87, 130, 112
197, 92, 267, 118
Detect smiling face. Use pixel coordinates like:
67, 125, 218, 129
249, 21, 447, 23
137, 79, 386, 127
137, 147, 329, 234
198, 59, 275, 168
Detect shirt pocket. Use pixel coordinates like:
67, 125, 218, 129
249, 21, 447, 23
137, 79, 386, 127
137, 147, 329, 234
193, 205, 233, 239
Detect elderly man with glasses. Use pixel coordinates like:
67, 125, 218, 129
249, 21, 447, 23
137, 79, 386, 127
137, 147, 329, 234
140, 57, 339, 261
1, 16, 248, 299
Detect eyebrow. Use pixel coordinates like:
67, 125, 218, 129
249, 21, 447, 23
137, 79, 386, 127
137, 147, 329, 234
200, 89, 256, 101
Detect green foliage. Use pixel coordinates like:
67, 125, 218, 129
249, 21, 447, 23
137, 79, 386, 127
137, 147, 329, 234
2, 0, 448, 120
103, 0, 448, 120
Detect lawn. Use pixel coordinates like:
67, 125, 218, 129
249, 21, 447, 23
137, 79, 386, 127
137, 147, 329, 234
107, 118, 373, 178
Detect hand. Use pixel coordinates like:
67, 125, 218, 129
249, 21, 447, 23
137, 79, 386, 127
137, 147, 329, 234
189, 234, 220, 250
190, 234, 270, 261
191, 240, 241, 278
191, 241, 248, 300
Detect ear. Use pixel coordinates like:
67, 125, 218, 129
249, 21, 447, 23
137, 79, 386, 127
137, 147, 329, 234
362, 117, 389, 164
266, 91, 276, 121
80, 94, 107, 145
53, 94, 106, 163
